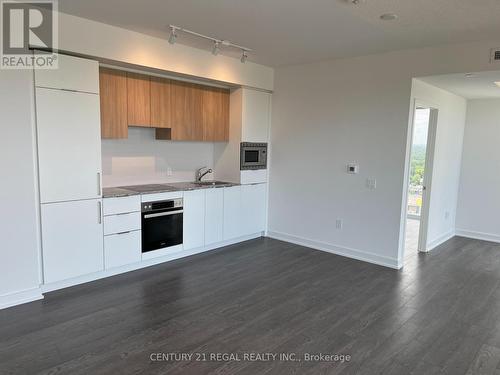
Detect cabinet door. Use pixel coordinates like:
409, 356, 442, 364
241, 183, 267, 235
202, 87, 229, 142
205, 188, 224, 245
171, 81, 203, 141
127, 72, 151, 127
223, 186, 243, 240
36, 88, 102, 203
151, 76, 171, 129
35, 54, 99, 93
241, 89, 271, 143
183, 190, 206, 250
41, 199, 104, 284
104, 230, 141, 269
99, 68, 128, 139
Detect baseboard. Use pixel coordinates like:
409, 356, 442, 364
41, 233, 263, 294
266, 231, 401, 269
426, 230, 456, 251
0, 288, 44, 310
455, 229, 500, 244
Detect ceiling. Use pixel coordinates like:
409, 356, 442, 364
420, 71, 500, 99
58, 0, 500, 67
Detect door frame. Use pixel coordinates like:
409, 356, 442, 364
400, 99, 439, 259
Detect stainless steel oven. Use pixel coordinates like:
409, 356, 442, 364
240, 142, 268, 170
141, 198, 183, 253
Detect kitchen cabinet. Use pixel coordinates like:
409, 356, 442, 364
223, 184, 267, 240
104, 231, 141, 269
99, 67, 229, 141
241, 183, 267, 235
103, 195, 141, 215
104, 212, 140, 236
41, 199, 104, 284
241, 89, 271, 143
35, 53, 99, 94
205, 188, 224, 245
170, 81, 203, 141
183, 190, 206, 250
35, 88, 102, 203
99, 68, 128, 139
202, 87, 230, 141
150, 76, 172, 129
127, 72, 151, 127
223, 186, 243, 240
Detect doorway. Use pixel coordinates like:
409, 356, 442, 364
404, 103, 438, 259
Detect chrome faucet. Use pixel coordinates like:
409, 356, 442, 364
196, 166, 213, 182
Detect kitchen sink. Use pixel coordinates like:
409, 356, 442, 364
193, 180, 233, 187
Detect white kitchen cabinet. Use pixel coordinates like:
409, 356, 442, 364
183, 190, 206, 250
205, 188, 224, 245
104, 212, 141, 235
241, 89, 271, 143
36, 88, 102, 203
34, 53, 99, 93
223, 185, 243, 240
104, 230, 141, 269
241, 183, 267, 235
41, 199, 104, 284
103, 195, 141, 216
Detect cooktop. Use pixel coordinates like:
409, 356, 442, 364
119, 184, 177, 193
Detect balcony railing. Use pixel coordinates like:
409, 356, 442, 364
407, 185, 423, 219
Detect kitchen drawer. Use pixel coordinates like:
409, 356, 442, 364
103, 195, 141, 216
141, 191, 183, 203
104, 212, 141, 235
104, 230, 141, 269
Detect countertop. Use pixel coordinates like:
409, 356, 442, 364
103, 181, 240, 198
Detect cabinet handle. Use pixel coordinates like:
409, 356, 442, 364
98, 201, 102, 224
97, 172, 101, 195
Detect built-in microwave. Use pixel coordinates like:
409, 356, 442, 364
240, 142, 268, 170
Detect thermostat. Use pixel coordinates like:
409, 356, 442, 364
347, 163, 359, 174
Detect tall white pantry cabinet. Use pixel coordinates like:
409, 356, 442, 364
35, 54, 104, 284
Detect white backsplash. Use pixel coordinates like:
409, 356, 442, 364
101, 127, 215, 187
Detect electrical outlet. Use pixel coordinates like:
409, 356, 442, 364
167, 167, 173, 176
366, 178, 377, 190
336, 219, 343, 230
445, 211, 450, 220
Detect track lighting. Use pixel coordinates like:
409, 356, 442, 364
212, 41, 220, 56
168, 26, 177, 45
240, 50, 248, 63
167, 25, 252, 62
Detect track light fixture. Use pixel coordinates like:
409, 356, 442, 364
168, 26, 178, 45
212, 41, 220, 56
240, 50, 248, 64
167, 25, 252, 63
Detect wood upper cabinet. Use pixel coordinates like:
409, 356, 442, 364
202, 87, 229, 141
170, 81, 203, 141
150, 76, 171, 129
127, 72, 150, 127
99, 67, 229, 141
99, 68, 128, 139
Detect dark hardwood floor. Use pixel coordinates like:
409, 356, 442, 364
2, 236, 500, 374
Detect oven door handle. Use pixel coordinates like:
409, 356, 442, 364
143, 210, 183, 219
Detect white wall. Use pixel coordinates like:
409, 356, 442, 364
410, 80, 467, 250
268, 40, 500, 269
0, 70, 43, 308
456, 99, 500, 241
102, 128, 215, 186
